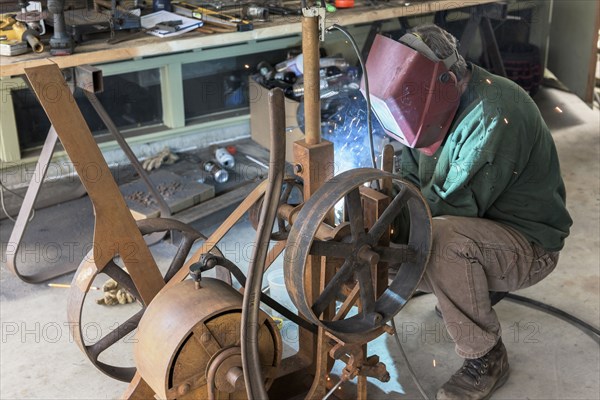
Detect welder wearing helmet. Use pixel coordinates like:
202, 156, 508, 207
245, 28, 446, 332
365, 24, 572, 399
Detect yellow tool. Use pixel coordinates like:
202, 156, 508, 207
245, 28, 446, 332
13, 21, 44, 53
0, 14, 44, 53
0, 13, 17, 29
172, 2, 253, 32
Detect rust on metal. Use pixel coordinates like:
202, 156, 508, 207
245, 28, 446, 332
134, 279, 281, 399
284, 168, 432, 343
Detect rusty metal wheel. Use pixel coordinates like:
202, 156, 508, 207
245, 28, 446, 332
249, 177, 303, 241
284, 168, 432, 343
134, 279, 282, 399
67, 218, 229, 382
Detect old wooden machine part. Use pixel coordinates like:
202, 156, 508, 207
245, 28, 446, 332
21, 0, 434, 396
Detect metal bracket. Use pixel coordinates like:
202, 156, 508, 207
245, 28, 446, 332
74, 65, 104, 94
302, 6, 326, 41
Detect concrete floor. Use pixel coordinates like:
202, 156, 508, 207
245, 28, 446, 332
1, 86, 598, 399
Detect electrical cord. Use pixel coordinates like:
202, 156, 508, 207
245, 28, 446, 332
326, 24, 378, 174
504, 293, 600, 343
392, 291, 600, 400
0, 178, 34, 222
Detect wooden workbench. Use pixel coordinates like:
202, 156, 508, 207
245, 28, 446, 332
0, 0, 498, 77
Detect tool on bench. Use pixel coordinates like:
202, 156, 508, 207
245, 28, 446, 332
172, 1, 253, 31
16, 0, 48, 34
12, 21, 43, 52
45, 0, 142, 46
107, 19, 182, 43
155, 19, 183, 32
0, 14, 44, 53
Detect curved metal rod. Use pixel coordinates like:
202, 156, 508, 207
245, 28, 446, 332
241, 88, 286, 400
84, 91, 171, 245
5, 126, 81, 283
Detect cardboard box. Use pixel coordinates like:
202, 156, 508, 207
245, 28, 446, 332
249, 77, 304, 163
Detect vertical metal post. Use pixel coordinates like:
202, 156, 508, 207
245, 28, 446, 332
302, 14, 321, 145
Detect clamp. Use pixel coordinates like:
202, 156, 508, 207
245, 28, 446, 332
302, 4, 326, 42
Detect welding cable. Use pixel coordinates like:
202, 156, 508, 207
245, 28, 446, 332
504, 293, 600, 343
391, 317, 432, 400
0, 178, 34, 222
391, 291, 600, 400
198, 254, 318, 333
326, 24, 378, 174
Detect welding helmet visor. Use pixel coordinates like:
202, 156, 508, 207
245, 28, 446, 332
362, 33, 462, 155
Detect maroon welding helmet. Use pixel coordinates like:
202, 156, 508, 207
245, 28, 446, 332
362, 34, 462, 156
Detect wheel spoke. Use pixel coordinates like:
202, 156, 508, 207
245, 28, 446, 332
374, 244, 417, 264
86, 309, 144, 361
309, 240, 354, 258
103, 261, 141, 301
368, 185, 409, 242
357, 265, 376, 315
346, 188, 365, 240
332, 283, 360, 321
312, 259, 354, 317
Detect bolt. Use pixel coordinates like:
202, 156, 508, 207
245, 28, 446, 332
177, 383, 191, 395
226, 366, 245, 391
357, 245, 380, 265
294, 164, 303, 174
373, 313, 383, 323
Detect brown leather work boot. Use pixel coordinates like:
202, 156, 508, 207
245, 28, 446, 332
436, 339, 509, 400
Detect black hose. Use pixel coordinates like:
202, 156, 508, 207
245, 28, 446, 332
392, 291, 600, 400
504, 293, 600, 343
199, 254, 318, 333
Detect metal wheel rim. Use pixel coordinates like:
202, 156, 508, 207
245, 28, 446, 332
284, 168, 432, 343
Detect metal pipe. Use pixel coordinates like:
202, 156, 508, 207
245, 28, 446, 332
302, 15, 321, 145
241, 88, 286, 400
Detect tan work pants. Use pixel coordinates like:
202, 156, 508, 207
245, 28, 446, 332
419, 216, 560, 359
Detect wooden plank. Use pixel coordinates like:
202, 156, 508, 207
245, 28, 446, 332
1, 0, 500, 77
24, 63, 165, 305
175, 180, 261, 224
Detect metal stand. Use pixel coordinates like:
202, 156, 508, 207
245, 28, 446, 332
5, 65, 172, 283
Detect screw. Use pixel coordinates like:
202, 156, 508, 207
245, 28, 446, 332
294, 164, 303, 174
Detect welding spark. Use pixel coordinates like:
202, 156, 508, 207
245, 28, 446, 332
244, 64, 250, 69
433, 359, 437, 367
503, 117, 509, 124
555, 106, 563, 113
485, 79, 492, 84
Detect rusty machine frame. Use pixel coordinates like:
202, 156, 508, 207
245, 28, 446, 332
17, 1, 433, 398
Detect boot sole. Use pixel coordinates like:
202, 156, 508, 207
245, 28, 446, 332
482, 368, 510, 400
